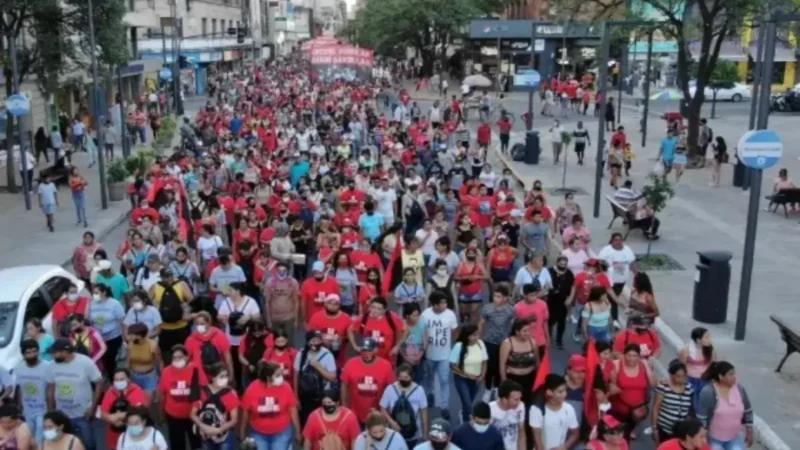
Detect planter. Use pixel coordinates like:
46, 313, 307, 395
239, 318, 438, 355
108, 182, 127, 202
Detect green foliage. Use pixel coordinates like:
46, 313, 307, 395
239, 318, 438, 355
107, 159, 129, 183
67, 0, 129, 67
123, 148, 157, 178
642, 172, 675, 214
708, 60, 739, 91
156, 115, 178, 148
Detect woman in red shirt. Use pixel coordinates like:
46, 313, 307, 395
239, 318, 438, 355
609, 344, 657, 440
50, 283, 90, 337
351, 237, 383, 284
454, 246, 489, 324
190, 363, 240, 450
357, 268, 382, 311
656, 418, 711, 450
302, 390, 361, 450
586, 414, 630, 450
347, 297, 406, 362
185, 311, 233, 376
68, 167, 89, 227
264, 328, 299, 383
101, 368, 149, 450
486, 234, 517, 284
232, 218, 257, 262
241, 362, 301, 448
157, 345, 207, 450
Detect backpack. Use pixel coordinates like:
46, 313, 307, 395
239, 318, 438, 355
300, 203, 314, 226
408, 198, 424, 223
298, 352, 327, 402
244, 335, 268, 368
200, 337, 222, 368
109, 392, 130, 432
158, 282, 184, 323
390, 385, 418, 439
226, 298, 251, 337
194, 386, 230, 443
74, 334, 91, 357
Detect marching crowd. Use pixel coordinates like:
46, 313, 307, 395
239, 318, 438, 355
1, 55, 756, 450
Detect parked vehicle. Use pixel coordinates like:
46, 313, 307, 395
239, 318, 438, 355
689, 81, 751, 102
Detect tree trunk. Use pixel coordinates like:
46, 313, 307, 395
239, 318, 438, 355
420, 49, 435, 78
686, 103, 701, 160
711, 90, 717, 118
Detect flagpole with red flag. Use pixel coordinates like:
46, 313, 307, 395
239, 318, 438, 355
584, 339, 601, 428
533, 347, 551, 392
382, 231, 403, 296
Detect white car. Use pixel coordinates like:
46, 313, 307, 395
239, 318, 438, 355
0, 265, 84, 372
689, 81, 751, 102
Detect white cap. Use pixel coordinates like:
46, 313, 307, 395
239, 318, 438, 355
97, 260, 112, 270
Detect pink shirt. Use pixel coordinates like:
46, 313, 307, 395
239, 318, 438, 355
562, 226, 591, 248
562, 248, 591, 274
514, 300, 549, 345
708, 384, 745, 441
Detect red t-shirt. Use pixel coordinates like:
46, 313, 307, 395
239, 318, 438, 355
350, 251, 382, 284
657, 439, 711, 450
340, 189, 367, 205
242, 381, 297, 435
192, 387, 241, 424
357, 284, 379, 307
456, 262, 485, 296
611, 131, 627, 149
159, 364, 209, 419
524, 207, 553, 223
341, 357, 395, 422
51, 297, 90, 328
265, 348, 299, 381
349, 313, 405, 360
613, 329, 662, 359
497, 119, 513, 134
101, 385, 149, 449
308, 311, 352, 366
303, 407, 362, 450
514, 300, 550, 345
184, 328, 232, 366
477, 124, 491, 145
572, 272, 612, 305
300, 277, 341, 324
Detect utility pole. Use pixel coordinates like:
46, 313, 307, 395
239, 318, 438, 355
117, 66, 132, 158
593, 22, 610, 218
743, 22, 766, 191
641, 29, 653, 148
8, 33, 31, 210
170, 0, 183, 115
88, 0, 108, 209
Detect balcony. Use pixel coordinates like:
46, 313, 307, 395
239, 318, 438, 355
137, 35, 254, 53
124, 0, 159, 29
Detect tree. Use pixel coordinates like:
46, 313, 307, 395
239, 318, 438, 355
0, 0, 128, 191
642, 172, 674, 256
343, 0, 507, 76
706, 59, 739, 118
551, 0, 798, 164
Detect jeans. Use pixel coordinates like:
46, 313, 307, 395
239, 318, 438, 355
709, 434, 746, 450
69, 417, 95, 450
202, 431, 236, 450
251, 425, 293, 450
72, 191, 87, 224
587, 325, 612, 343
688, 376, 706, 409
453, 375, 479, 423
25, 413, 44, 448
138, 126, 147, 144
424, 359, 450, 409
131, 369, 159, 394
73, 134, 84, 150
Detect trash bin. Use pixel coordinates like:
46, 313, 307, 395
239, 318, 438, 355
732, 159, 746, 188
524, 131, 540, 165
692, 251, 733, 324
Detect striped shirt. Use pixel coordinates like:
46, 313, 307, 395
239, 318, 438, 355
655, 381, 694, 433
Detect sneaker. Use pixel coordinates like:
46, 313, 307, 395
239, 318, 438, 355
482, 390, 492, 403
556, 341, 564, 350
569, 315, 578, 324
573, 334, 581, 342
613, 320, 622, 330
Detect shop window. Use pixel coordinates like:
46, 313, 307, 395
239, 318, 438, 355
772, 62, 786, 84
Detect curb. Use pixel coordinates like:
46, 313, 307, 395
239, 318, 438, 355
60, 210, 130, 269
493, 145, 792, 450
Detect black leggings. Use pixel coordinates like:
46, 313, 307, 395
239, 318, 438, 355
159, 326, 191, 365
484, 342, 502, 390
102, 336, 123, 378
166, 416, 201, 450
231, 346, 244, 393
611, 283, 625, 321
547, 300, 567, 344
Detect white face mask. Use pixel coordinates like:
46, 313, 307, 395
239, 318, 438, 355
132, 301, 144, 311
92, 294, 101, 301
113, 380, 128, 391
272, 375, 284, 386
173, 359, 187, 369
43, 430, 58, 441
215, 377, 229, 388
437, 268, 448, 277
67, 293, 79, 302
195, 324, 208, 334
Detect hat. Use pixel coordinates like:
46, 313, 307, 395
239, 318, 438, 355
325, 294, 341, 303
147, 253, 161, 263
311, 261, 325, 272
361, 337, 378, 352
97, 260, 112, 271
159, 268, 174, 278
429, 418, 452, 440
50, 338, 75, 353
568, 354, 587, 372
497, 233, 509, 241
585, 258, 599, 267
510, 209, 524, 218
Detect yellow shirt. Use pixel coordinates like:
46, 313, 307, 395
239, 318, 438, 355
152, 281, 191, 330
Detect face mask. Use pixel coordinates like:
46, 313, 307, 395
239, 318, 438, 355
557, 264, 567, 270
277, 270, 288, 279
398, 379, 412, 388
274, 343, 287, 350
362, 354, 376, 363
196, 324, 208, 334
322, 404, 337, 414
67, 293, 78, 302
133, 301, 144, 311
272, 375, 284, 386
127, 425, 144, 436
114, 380, 128, 391
466, 255, 477, 261
43, 430, 58, 441
54, 356, 66, 363
431, 441, 448, 450
92, 294, 101, 301
314, 274, 324, 281
472, 423, 489, 433
173, 359, 187, 369
215, 377, 229, 388
369, 434, 385, 442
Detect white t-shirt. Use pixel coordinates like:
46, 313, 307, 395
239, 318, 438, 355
414, 229, 439, 256
597, 244, 636, 285
217, 296, 262, 346
528, 403, 579, 450
197, 235, 224, 261
116, 428, 168, 450
420, 307, 458, 361
479, 171, 497, 188
296, 131, 310, 152
376, 188, 398, 220
490, 401, 526, 450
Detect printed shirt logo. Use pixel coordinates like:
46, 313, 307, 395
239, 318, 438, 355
357, 376, 379, 396
170, 380, 191, 398
257, 396, 281, 416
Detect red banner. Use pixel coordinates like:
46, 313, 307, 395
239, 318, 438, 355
309, 44, 374, 67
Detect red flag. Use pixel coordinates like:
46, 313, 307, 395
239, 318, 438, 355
533, 347, 551, 391
584, 340, 600, 427
382, 234, 402, 296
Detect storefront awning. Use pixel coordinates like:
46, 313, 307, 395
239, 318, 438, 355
688, 40, 748, 62
750, 41, 796, 62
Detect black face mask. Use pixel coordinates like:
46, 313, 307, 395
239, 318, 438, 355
219, 256, 231, 265
54, 356, 66, 363
322, 404, 337, 414
24, 356, 38, 365
362, 355, 376, 363
398, 379, 412, 388
314, 274, 324, 281
274, 343, 287, 350
431, 441, 448, 450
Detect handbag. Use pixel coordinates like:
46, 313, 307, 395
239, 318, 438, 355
652, 160, 665, 176
291, 253, 306, 265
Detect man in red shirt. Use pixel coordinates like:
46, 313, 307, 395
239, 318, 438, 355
130, 198, 159, 225
613, 316, 662, 360
477, 120, 492, 149
340, 338, 395, 424
339, 180, 367, 206
610, 126, 627, 149
308, 294, 352, 367
300, 261, 341, 324
496, 114, 513, 154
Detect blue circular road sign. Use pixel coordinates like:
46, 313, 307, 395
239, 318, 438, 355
160, 67, 172, 81
514, 69, 541, 89
737, 129, 783, 170
6, 94, 30, 117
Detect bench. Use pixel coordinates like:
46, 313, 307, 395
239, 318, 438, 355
770, 315, 800, 373
767, 188, 800, 217
605, 196, 647, 239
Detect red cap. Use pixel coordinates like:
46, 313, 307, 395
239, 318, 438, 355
585, 258, 599, 267
568, 354, 586, 372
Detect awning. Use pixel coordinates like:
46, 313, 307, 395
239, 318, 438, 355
749, 41, 796, 62
689, 40, 748, 62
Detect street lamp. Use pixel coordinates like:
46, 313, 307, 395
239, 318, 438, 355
88, 0, 109, 210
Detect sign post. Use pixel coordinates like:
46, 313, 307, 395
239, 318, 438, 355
159, 67, 173, 81
7, 93, 32, 210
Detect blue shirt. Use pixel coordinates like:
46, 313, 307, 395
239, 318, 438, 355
359, 212, 385, 242
87, 298, 126, 340
230, 117, 243, 136
289, 161, 310, 187
660, 136, 678, 162
393, 282, 426, 305
94, 273, 130, 305
451, 422, 505, 450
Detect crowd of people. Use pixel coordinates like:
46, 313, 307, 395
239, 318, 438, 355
0, 55, 757, 450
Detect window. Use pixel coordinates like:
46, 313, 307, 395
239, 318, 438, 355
212, 19, 217, 36
221, 20, 226, 35
24, 289, 49, 326
202, 18, 207, 37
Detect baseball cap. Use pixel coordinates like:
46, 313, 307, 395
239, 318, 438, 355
50, 338, 74, 353
361, 337, 378, 352
325, 294, 341, 304
497, 233, 509, 241
585, 258, 599, 267
510, 209, 524, 218
568, 354, 587, 372
311, 261, 325, 272
429, 418, 452, 440
97, 260, 112, 271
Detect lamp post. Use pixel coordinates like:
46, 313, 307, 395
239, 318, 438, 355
526, 21, 551, 131
88, 0, 108, 210
641, 29, 653, 148
8, 33, 31, 210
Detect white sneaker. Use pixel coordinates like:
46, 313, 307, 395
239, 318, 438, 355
482, 390, 492, 403
570, 315, 578, 324
613, 320, 622, 330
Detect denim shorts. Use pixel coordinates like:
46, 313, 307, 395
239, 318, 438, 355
131, 370, 159, 394
587, 325, 611, 343
458, 292, 483, 304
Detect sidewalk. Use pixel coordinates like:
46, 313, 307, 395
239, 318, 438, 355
495, 111, 795, 450
0, 96, 208, 270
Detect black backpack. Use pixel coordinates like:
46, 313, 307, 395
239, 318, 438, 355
158, 282, 184, 323
109, 392, 130, 432
200, 337, 222, 368
298, 352, 327, 402
226, 298, 252, 337
244, 334, 268, 368
74, 335, 91, 357
390, 384, 418, 439
408, 198, 425, 223
194, 386, 230, 443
